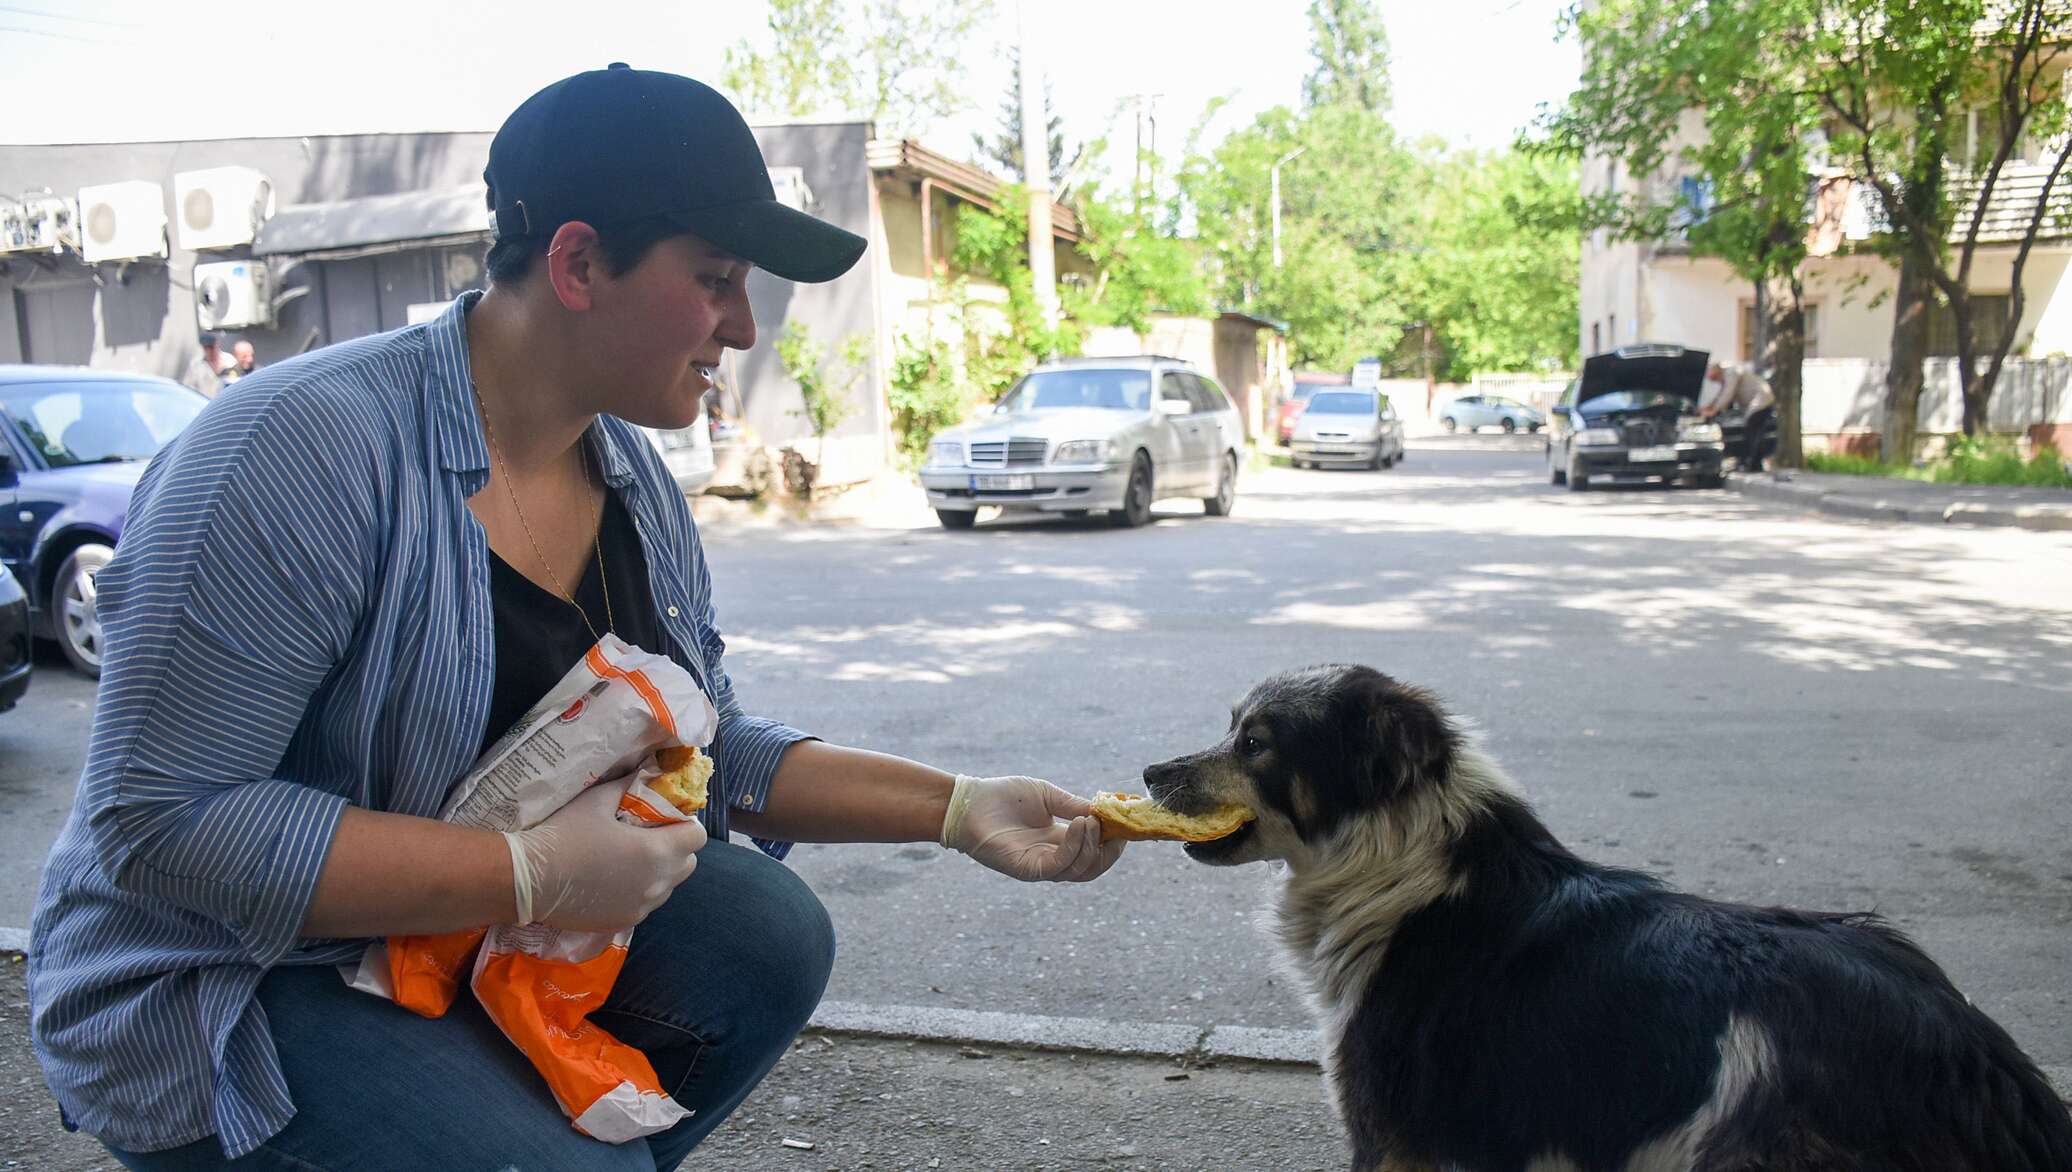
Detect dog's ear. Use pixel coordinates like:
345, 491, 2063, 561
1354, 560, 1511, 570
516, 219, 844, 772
1338, 673, 1453, 802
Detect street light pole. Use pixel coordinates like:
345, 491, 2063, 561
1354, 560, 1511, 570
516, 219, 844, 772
1271, 147, 1305, 269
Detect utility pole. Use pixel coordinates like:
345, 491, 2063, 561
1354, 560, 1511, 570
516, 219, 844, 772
1271, 147, 1305, 269
1018, 1, 1057, 328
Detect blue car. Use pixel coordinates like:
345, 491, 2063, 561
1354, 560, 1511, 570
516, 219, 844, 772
1, 562, 29, 712
0, 366, 207, 677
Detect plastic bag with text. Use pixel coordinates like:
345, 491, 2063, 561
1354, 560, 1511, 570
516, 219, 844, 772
341, 633, 717, 1142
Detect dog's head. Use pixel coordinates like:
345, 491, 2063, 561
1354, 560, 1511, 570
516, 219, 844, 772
1144, 663, 1460, 868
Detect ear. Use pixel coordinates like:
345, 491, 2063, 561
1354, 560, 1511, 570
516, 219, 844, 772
1340, 676, 1452, 801
544, 221, 605, 312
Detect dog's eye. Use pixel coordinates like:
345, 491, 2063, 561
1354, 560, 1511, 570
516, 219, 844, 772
1240, 734, 1265, 757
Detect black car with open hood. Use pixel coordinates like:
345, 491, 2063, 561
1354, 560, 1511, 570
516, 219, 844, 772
1546, 344, 1727, 490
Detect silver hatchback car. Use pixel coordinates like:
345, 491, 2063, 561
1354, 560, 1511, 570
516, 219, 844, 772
920, 357, 1246, 529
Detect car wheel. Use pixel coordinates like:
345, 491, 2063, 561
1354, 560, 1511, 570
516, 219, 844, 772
935, 509, 977, 530
1440, 416, 1457, 433
1696, 470, 1725, 489
1566, 456, 1589, 492
53, 542, 114, 678
1501, 417, 1517, 433
1203, 453, 1238, 516
1109, 453, 1154, 527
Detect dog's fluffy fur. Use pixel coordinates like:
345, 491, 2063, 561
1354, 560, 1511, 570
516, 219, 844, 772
1150, 664, 2072, 1172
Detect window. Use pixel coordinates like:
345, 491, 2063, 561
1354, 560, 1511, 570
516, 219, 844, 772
1740, 303, 1821, 361
1187, 374, 1233, 414
996, 369, 1150, 412
1591, 322, 1602, 353
1927, 294, 2012, 357
1159, 372, 1194, 413
0, 381, 203, 468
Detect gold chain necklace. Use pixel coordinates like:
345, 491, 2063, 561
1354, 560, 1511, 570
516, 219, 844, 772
473, 385, 615, 644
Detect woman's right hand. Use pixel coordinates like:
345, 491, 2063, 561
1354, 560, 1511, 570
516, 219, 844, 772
502, 779, 709, 931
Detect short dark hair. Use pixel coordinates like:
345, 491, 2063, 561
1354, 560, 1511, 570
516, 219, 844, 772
483, 213, 697, 287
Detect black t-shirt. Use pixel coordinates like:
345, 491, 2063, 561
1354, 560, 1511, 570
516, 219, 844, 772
480, 487, 666, 756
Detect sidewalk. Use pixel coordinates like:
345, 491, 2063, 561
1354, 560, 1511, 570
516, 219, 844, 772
1730, 468, 2072, 532
0, 957, 1347, 1171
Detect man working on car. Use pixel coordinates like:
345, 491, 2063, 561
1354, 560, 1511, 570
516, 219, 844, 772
1701, 361, 1775, 474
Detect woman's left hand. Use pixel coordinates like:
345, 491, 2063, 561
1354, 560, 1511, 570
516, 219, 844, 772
940, 775, 1126, 882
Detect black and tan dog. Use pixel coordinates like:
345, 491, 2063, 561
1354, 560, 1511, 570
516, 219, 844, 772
1149, 663, 2072, 1171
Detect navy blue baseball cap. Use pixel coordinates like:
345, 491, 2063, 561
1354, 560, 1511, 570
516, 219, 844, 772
485, 63, 866, 284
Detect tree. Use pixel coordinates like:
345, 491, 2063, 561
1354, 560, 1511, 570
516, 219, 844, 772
1398, 147, 1581, 380
1806, 0, 2071, 452
1541, 0, 1824, 467
722, 0, 992, 138
972, 46, 1081, 189
1303, 0, 1392, 115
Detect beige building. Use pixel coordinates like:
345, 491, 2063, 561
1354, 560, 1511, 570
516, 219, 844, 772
1579, 104, 2072, 450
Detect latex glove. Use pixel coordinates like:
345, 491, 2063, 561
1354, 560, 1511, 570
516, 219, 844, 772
940, 774, 1125, 883
502, 778, 709, 931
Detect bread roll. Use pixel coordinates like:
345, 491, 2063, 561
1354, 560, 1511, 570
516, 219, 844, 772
1090, 791, 1253, 843
650, 745, 712, 815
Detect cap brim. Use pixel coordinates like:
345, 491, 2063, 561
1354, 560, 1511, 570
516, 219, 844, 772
685, 200, 867, 284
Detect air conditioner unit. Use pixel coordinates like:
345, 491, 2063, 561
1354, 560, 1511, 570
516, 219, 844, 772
0, 195, 77, 254
77, 180, 168, 263
194, 259, 271, 329
174, 166, 275, 251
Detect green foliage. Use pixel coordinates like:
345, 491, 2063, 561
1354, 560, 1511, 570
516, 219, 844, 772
1807, 440, 2071, 487
1541, 0, 1823, 291
1934, 438, 2072, 487
886, 334, 970, 470
1397, 147, 1581, 379
721, 0, 992, 137
775, 321, 868, 446
1303, 0, 1391, 114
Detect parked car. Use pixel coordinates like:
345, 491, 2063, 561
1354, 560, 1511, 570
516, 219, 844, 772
919, 356, 1246, 529
1, 562, 29, 714
1544, 344, 1725, 491
0, 366, 208, 676
1275, 373, 1350, 446
641, 406, 716, 496
1289, 389, 1406, 470
1439, 394, 1545, 434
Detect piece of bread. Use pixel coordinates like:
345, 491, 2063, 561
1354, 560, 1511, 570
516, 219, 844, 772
1089, 791, 1253, 843
649, 745, 713, 814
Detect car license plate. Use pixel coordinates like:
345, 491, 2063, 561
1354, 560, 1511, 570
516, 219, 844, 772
971, 474, 1035, 490
1628, 445, 1676, 462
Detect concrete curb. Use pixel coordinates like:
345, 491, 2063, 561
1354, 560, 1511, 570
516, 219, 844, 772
0, 925, 27, 952
805, 1000, 1323, 1067
1729, 474, 2072, 532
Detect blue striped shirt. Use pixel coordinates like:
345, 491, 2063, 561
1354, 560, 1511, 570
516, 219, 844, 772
26, 292, 811, 1158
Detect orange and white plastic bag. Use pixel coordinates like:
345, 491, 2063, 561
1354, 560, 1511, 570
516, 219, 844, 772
343, 633, 717, 1142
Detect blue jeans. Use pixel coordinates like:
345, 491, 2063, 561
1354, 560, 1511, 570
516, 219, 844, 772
103, 840, 834, 1172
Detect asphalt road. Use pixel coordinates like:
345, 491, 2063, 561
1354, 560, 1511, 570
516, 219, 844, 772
4, 438, 2069, 1074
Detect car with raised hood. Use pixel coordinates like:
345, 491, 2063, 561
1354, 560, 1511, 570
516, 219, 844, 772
919, 357, 1245, 529
1289, 389, 1405, 470
1545, 344, 1725, 490
0, 366, 208, 677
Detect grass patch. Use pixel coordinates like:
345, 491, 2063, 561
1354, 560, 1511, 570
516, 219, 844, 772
1807, 440, 2071, 489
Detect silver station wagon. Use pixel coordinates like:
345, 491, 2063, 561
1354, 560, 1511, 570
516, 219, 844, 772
920, 357, 1246, 529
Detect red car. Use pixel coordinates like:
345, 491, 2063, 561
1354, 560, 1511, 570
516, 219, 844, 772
1275, 374, 1351, 445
